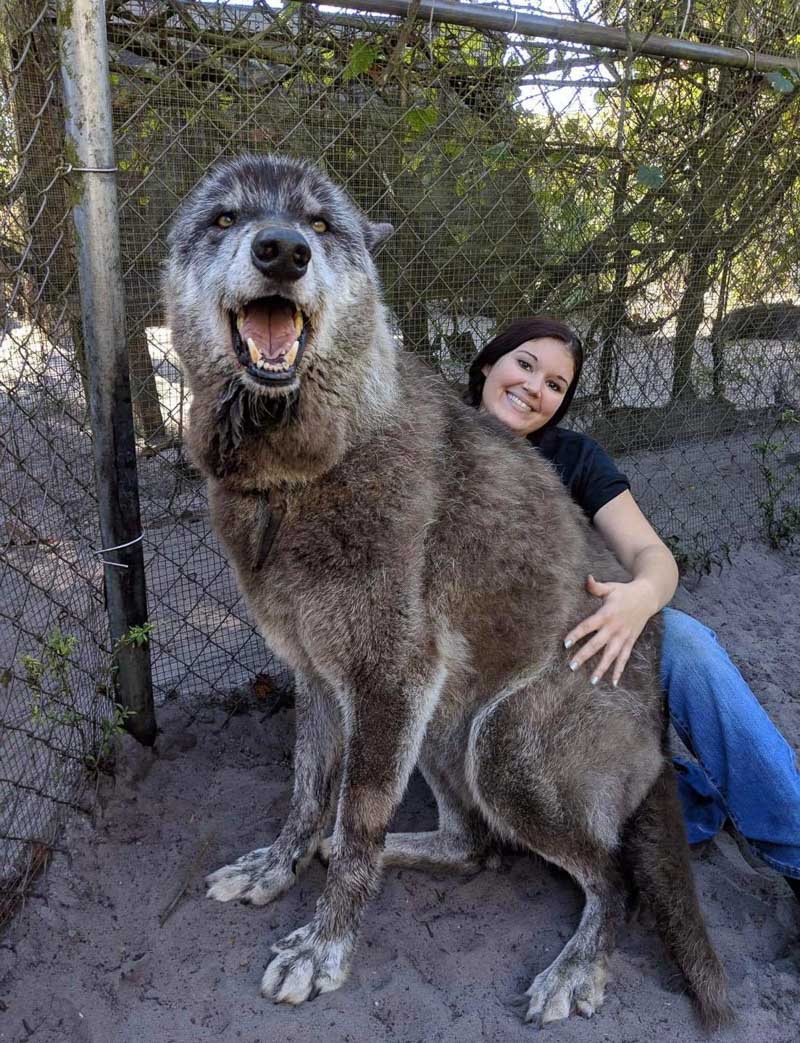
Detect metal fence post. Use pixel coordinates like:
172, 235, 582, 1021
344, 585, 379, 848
57, 0, 156, 745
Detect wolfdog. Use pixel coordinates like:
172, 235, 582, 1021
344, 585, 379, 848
164, 155, 730, 1027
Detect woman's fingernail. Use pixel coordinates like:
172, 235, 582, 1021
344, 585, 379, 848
612, 678, 618, 688
564, 639, 573, 650
590, 675, 599, 686
569, 660, 578, 672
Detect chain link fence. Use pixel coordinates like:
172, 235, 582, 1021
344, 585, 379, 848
1, 0, 110, 925
2, 0, 800, 925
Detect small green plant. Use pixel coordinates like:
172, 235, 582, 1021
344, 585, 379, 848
120, 622, 155, 648
22, 628, 79, 726
84, 703, 137, 776
752, 408, 800, 549
664, 534, 731, 577
18, 621, 155, 778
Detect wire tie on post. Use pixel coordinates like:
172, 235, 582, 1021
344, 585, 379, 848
60, 163, 119, 175
508, 10, 518, 35
94, 532, 144, 569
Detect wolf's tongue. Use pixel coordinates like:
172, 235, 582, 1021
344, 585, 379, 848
241, 300, 296, 360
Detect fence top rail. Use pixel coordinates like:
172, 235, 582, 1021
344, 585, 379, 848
297, 0, 800, 74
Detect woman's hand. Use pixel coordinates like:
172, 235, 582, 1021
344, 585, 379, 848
563, 574, 660, 687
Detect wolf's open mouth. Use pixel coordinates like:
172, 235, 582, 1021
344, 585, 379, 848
230, 295, 309, 386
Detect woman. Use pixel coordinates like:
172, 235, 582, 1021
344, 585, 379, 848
467, 315, 800, 894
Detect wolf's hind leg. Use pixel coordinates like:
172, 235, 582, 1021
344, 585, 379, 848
319, 756, 493, 871
319, 829, 484, 870
381, 829, 487, 870
382, 761, 493, 870
207, 672, 342, 905
523, 859, 624, 1025
469, 692, 629, 1024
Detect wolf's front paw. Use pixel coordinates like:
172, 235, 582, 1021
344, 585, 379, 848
524, 954, 608, 1025
206, 845, 295, 905
260, 922, 352, 1004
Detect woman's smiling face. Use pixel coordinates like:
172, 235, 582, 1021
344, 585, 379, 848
480, 337, 575, 437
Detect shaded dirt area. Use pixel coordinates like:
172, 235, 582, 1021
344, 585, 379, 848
1, 543, 799, 1043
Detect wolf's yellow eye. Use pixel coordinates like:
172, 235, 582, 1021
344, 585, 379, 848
311, 218, 328, 234
215, 213, 236, 229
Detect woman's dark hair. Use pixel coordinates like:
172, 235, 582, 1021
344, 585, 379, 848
464, 316, 583, 437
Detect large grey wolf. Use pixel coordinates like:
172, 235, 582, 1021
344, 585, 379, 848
164, 155, 729, 1027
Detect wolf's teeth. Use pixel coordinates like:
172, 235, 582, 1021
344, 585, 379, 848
285, 342, 298, 366
293, 312, 303, 336
237, 310, 245, 332
247, 338, 260, 365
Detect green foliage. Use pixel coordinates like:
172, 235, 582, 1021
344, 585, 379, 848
342, 41, 381, 81
765, 70, 797, 95
483, 141, 511, 164
22, 629, 79, 724
404, 105, 438, 134
635, 164, 665, 189
7, 0, 800, 409
17, 622, 154, 775
83, 703, 136, 777
121, 622, 155, 648
665, 535, 732, 577
752, 409, 800, 549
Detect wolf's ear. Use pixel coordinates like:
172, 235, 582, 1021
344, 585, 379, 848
364, 220, 394, 254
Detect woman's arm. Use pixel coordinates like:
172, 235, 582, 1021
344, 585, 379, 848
563, 490, 678, 686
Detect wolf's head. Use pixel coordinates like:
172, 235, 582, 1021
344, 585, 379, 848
165, 155, 393, 397
164, 155, 398, 483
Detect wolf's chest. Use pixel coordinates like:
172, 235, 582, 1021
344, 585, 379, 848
210, 507, 308, 667
208, 480, 417, 669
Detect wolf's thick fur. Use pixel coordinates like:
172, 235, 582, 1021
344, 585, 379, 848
165, 155, 729, 1027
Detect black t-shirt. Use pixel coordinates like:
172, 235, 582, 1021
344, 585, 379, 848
529, 427, 630, 520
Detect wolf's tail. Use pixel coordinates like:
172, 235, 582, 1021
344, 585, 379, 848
622, 764, 732, 1030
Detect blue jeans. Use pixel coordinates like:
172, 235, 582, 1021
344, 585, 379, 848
662, 607, 800, 879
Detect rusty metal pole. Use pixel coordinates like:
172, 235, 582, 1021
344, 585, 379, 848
57, 0, 156, 745
303, 0, 800, 74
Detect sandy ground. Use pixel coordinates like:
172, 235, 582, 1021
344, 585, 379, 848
0, 541, 799, 1043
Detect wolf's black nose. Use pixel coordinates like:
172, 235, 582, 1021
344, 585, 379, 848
251, 228, 311, 281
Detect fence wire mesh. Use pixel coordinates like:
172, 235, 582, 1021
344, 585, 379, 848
2, 0, 800, 925
0, 0, 112, 925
